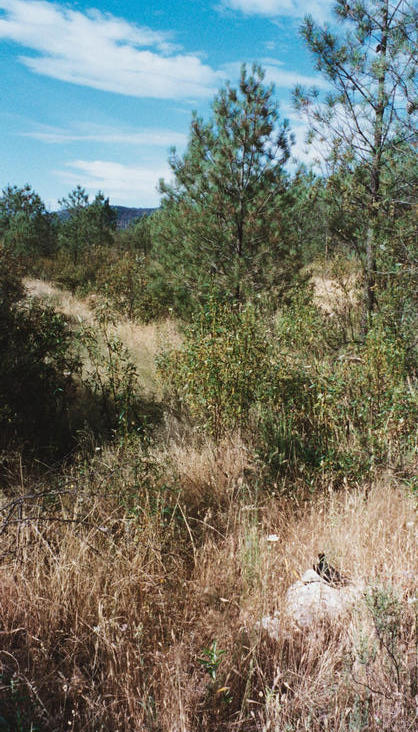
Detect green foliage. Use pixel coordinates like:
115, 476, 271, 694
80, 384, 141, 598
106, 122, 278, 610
0, 246, 80, 455
0, 673, 41, 732
58, 187, 116, 264
153, 64, 301, 315
280, 167, 329, 265
261, 297, 416, 482
159, 298, 276, 438
295, 1, 417, 326
115, 213, 153, 254
365, 585, 403, 687
350, 584, 415, 721
96, 250, 164, 322
160, 284, 415, 479
77, 300, 143, 435
198, 641, 226, 681
0, 184, 57, 258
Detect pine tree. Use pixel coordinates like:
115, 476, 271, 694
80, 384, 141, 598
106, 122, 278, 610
58, 187, 116, 263
0, 184, 56, 257
152, 64, 300, 313
294, 0, 417, 330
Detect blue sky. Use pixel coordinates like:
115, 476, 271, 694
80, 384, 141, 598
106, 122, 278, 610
0, 0, 334, 208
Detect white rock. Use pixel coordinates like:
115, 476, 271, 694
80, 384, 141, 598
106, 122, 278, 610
285, 571, 362, 629
256, 570, 363, 639
301, 569, 323, 583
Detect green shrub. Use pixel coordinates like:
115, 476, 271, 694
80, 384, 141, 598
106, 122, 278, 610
159, 298, 277, 439
349, 584, 416, 727
160, 290, 416, 481
76, 300, 150, 436
96, 251, 165, 322
0, 247, 80, 456
259, 303, 417, 483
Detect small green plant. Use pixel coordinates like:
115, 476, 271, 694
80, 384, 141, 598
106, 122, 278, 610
349, 583, 415, 728
0, 673, 40, 732
365, 584, 403, 691
198, 640, 226, 681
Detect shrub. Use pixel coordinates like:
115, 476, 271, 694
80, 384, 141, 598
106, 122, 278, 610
76, 299, 151, 436
0, 246, 80, 457
96, 251, 165, 322
159, 299, 277, 439
260, 308, 416, 483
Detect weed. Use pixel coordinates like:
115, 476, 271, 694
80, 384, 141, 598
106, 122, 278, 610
198, 641, 226, 681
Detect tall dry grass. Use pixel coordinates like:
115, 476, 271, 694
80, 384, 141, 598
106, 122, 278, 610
3, 278, 413, 730
0, 435, 415, 730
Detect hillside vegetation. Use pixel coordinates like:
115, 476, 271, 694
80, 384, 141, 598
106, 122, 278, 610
0, 6, 417, 729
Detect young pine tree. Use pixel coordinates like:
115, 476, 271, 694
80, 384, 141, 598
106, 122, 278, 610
0, 184, 56, 258
152, 64, 301, 314
58, 187, 116, 264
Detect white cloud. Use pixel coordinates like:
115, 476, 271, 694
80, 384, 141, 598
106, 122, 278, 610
0, 0, 221, 98
56, 159, 172, 207
264, 63, 329, 90
220, 1, 333, 22
222, 60, 329, 90
22, 123, 188, 147
288, 123, 324, 167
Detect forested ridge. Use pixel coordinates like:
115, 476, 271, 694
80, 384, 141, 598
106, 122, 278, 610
0, 2, 416, 729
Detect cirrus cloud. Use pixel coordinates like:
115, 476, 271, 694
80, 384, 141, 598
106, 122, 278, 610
0, 0, 222, 99
22, 122, 188, 148
220, 0, 333, 22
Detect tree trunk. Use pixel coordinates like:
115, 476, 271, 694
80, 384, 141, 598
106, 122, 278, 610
362, 0, 389, 335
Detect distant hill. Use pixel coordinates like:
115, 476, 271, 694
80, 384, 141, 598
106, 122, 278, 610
55, 206, 157, 230
112, 206, 156, 229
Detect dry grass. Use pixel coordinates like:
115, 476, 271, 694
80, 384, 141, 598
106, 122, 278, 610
0, 436, 415, 730
116, 317, 181, 394
311, 273, 358, 317
24, 277, 181, 394
3, 278, 414, 730
309, 257, 361, 343
24, 277, 95, 323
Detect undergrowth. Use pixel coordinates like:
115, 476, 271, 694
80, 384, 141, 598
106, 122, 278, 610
0, 266, 416, 730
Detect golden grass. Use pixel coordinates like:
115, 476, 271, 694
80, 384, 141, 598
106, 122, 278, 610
25, 277, 94, 322
3, 278, 414, 729
24, 277, 181, 394
0, 435, 415, 731
309, 255, 360, 323
311, 273, 358, 316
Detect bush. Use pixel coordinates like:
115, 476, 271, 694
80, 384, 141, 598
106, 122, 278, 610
258, 294, 417, 483
42, 246, 111, 294
160, 288, 416, 483
0, 247, 80, 456
96, 251, 165, 322
159, 298, 277, 439
78, 302, 139, 434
